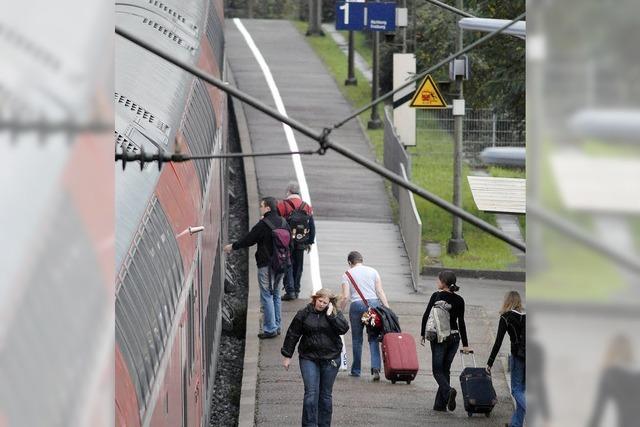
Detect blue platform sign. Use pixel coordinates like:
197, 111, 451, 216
367, 2, 396, 31
335, 1, 396, 32
335, 1, 366, 31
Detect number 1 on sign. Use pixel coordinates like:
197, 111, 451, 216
339, 2, 349, 25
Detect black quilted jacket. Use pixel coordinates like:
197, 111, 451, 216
281, 304, 350, 360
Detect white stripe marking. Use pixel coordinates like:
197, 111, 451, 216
233, 18, 322, 292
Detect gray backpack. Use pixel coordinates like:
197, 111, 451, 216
426, 300, 452, 343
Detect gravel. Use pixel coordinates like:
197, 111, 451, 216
209, 117, 249, 427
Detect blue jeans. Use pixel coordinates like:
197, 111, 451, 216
430, 333, 460, 409
510, 355, 526, 427
299, 357, 340, 427
257, 267, 282, 334
348, 299, 381, 375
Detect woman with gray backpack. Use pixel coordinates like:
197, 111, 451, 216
420, 270, 472, 413
486, 291, 526, 427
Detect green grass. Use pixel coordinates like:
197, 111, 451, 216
296, 20, 517, 270
526, 229, 626, 301
410, 122, 518, 270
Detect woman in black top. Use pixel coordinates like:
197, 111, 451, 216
281, 288, 350, 427
420, 271, 472, 412
486, 291, 526, 427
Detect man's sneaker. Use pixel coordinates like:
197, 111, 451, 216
281, 293, 296, 301
348, 372, 360, 377
372, 368, 380, 382
447, 388, 457, 411
257, 331, 277, 339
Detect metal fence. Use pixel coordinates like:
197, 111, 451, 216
384, 106, 412, 199
416, 108, 526, 165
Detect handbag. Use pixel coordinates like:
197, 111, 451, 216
345, 271, 382, 329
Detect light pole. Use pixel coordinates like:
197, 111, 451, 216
306, 0, 324, 36
447, 0, 467, 254
368, 31, 383, 129
345, 31, 358, 85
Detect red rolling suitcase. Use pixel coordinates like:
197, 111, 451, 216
382, 333, 419, 384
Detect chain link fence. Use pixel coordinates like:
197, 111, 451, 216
415, 108, 525, 166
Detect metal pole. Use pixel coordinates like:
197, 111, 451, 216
401, 0, 407, 53
345, 31, 358, 85
115, 24, 526, 252
368, 31, 383, 129
448, 0, 467, 254
306, 0, 324, 36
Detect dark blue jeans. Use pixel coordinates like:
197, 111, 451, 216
299, 357, 340, 427
284, 248, 305, 295
430, 333, 460, 409
510, 355, 526, 427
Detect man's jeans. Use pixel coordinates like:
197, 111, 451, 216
299, 357, 340, 427
348, 299, 381, 375
257, 267, 282, 334
510, 355, 526, 427
430, 333, 460, 409
284, 248, 305, 296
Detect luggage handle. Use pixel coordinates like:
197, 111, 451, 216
459, 349, 477, 368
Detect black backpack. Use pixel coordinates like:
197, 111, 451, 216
285, 199, 311, 246
503, 312, 525, 359
262, 216, 291, 274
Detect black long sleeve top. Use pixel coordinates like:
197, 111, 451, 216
281, 304, 350, 361
231, 211, 285, 268
420, 290, 469, 347
487, 310, 525, 367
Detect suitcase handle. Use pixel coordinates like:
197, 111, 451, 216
459, 350, 477, 368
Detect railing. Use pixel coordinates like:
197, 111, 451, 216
398, 163, 422, 291
383, 106, 420, 291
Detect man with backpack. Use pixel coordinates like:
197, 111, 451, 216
277, 182, 315, 301
224, 196, 291, 339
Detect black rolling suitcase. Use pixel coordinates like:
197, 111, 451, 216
459, 350, 497, 418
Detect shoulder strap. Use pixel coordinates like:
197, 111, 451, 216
262, 217, 276, 230
298, 201, 307, 212
345, 271, 369, 307
285, 199, 296, 213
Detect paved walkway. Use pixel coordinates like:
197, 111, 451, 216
226, 19, 520, 426
321, 23, 372, 84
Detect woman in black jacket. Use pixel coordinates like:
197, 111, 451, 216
486, 290, 526, 427
420, 270, 472, 413
281, 288, 350, 427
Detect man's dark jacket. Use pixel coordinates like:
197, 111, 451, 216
281, 304, 350, 360
232, 211, 287, 268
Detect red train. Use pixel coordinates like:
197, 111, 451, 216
115, 0, 229, 425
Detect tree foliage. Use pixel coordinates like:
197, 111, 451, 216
379, 0, 525, 124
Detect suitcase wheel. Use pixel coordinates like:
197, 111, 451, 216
485, 412, 491, 418
467, 412, 473, 418
406, 380, 411, 385
391, 379, 396, 384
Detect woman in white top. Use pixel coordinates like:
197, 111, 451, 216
339, 251, 389, 381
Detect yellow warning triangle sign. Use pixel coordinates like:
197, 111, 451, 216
409, 75, 448, 108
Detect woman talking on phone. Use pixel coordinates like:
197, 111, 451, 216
281, 288, 350, 427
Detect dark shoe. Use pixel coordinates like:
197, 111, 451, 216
257, 332, 277, 339
277, 328, 281, 336
372, 368, 380, 382
447, 388, 457, 411
295, 293, 299, 299
281, 293, 296, 301
433, 407, 447, 412
349, 372, 360, 377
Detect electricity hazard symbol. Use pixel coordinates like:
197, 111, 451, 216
409, 75, 448, 108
